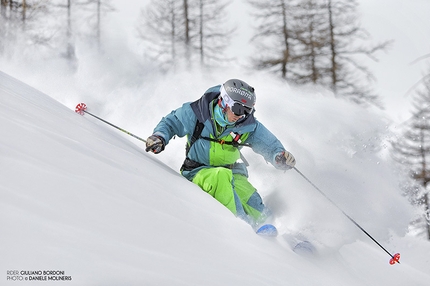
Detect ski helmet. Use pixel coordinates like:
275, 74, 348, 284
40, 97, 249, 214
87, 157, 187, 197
220, 79, 256, 116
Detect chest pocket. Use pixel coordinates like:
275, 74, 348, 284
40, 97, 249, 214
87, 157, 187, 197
209, 132, 250, 166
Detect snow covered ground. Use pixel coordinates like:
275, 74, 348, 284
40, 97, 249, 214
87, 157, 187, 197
1, 70, 430, 285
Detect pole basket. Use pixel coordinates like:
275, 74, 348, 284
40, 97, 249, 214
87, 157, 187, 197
75, 103, 87, 115
389, 253, 400, 265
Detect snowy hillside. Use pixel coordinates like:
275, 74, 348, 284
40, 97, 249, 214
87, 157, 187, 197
1, 70, 430, 285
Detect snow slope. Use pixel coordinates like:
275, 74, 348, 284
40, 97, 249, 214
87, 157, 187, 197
1, 70, 430, 285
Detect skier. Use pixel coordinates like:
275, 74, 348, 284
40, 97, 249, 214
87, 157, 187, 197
145, 79, 296, 234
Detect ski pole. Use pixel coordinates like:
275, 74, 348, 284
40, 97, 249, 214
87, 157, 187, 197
293, 167, 401, 265
75, 102, 147, 143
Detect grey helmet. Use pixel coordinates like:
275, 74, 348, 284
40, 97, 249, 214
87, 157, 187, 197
221, 79, 256, 116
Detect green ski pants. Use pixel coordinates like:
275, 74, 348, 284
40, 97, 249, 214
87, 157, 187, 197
192, 167, 265, 222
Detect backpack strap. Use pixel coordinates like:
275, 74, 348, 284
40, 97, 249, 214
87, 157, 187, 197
187, 120, 252, 151
186, 120, 205, 156
199, 134, 251, 148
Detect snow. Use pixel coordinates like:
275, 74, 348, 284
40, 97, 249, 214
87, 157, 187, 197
1, 69, 430, 285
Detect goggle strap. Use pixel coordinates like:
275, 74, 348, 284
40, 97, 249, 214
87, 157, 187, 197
218, 98, 228, 113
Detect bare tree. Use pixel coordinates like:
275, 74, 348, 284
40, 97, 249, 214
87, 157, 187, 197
0, 0, 49, 56
247, 0, 391, 107
0, 0, 10, 53
47, 0, 115, 61
391, 73, 430, 240
137, 0, 234, 71
291, 0, 328, 84
183, 0, 191, 65
194, 0, 234, 67
65, 0, 74, 60
44, 0, 76, 61
76, 0, 115, 51
137, 0, 182, 70
325, 0, 391, 107
247, 0, 297, 79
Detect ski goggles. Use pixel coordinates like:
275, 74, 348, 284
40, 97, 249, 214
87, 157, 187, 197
230, 101, 253, 116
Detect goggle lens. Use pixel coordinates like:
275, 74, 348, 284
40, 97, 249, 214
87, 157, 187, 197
231, 102, 252, 116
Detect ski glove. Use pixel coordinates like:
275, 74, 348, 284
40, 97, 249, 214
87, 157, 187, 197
145, 135, 166, 154
275, 151, 296, 170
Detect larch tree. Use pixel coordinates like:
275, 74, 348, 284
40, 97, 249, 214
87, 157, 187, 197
193, 0, 234, 67
247, 0, 297, 79
137, 0, 182, 71
247, 0, 391, 107
76, 0, 115, 51
137, 0, 234, 71
65, 0, 74, 60
0, 0, 49, 56
391, 71, 430, 240
291, 0, 329, 85
324, 0, 391, 107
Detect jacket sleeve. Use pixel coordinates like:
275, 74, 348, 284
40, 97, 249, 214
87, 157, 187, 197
152, 103, 196, 145
247, 121, 286, 168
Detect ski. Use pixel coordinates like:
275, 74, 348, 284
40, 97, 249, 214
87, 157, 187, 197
281, 232, 316, 255
256, 224, 278, 237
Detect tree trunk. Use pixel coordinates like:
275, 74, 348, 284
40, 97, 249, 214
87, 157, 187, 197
96, 0, 101, 50
198, 0, 203, 65
183, 0, 190, 65
66, 0, 75, 60
21, 0, 25, 24
424, 191, 430, 240
280, 0, 289, 79
327, 0, 337, 94
1, 0, 7, 18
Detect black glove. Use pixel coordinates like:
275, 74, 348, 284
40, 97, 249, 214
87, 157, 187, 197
275, 151, 296, 170
145, 135, 165, 154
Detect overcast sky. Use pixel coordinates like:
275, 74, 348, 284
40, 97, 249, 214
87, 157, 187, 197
111, 0, 430, 123
359, 0, 430, 122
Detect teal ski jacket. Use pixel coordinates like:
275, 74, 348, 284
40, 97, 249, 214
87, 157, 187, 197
152, 85, 287, 180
